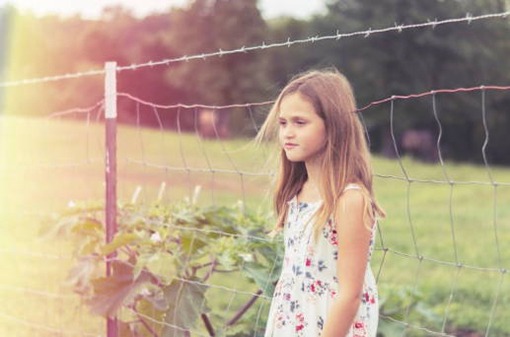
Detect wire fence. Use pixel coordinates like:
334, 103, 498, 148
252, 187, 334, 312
1, 8, 510, 337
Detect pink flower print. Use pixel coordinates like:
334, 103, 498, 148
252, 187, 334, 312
353, 321, 367, 337
305, 258, 312, 267
322, 220, 338, 245
295, 312, 305, 332
309, 280, 326, 296
327, 222, 338, 246
275, 312, 285, 329
362, 291, 376, 304
330, 228, 338, 246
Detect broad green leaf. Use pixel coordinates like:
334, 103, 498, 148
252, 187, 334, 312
40, 216, 82, 238
101, 233, 139, 256
161, 279, 208, 337
145, 252, 177, 283
89, 261, 150, 317
133, 253, 151, 281
144, 285, 170, 312
136, 298, 166, 330
79, 236, 101, 255
71, 218, 103, 236
180, 232, 208, 256
241, 262, 277, 297
377, 319, 406, 337
66, 256, 98, 294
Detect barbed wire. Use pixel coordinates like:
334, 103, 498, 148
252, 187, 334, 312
357, 84, 510, 112
1, 11, 508, 88
117, 92, 273, 110
118, 84, 510, 113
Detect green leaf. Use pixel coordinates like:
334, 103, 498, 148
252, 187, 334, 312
89, 261, 150, 317
40, 215, 92, 239
101, 233, 139, 256
241, 262, 278, 297
145, 252, 177, 283
180, 231, 208, 256
78, 236, 101, 255
71, 217, 103, 236
144, 284, 171, 312
161, 279, 208, 337
377, 319, 406, 337
66, 256, 98, 294
133, 253, 151, 281
136, 298, 166, 331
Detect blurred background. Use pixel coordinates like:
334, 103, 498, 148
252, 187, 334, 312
1, 1, 510, 337
2, 0, 510, 162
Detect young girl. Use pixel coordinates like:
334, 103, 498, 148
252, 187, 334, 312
258, 68, 385, 337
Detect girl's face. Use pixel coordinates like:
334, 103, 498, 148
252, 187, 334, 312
278, 92, 327, 164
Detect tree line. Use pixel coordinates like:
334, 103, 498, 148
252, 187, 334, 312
1, 0, 510, 163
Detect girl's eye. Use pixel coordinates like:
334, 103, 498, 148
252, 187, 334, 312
296, 120, 306, 125
278, 120, 286, 126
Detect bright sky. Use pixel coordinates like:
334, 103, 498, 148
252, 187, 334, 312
2, 0, 326, 19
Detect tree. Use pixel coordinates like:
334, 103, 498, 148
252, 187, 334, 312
164, 0, 271, 135
309, 0, 510, 163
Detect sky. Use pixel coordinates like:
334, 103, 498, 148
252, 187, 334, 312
1, 0, 327, 19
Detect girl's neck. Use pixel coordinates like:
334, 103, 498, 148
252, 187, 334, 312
305, 158, 322, 188
298, 160, 322, 203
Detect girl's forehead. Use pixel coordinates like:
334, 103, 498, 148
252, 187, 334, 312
278, 92, 317, 117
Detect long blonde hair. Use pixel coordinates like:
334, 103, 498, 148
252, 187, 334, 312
257, 68, 385, 237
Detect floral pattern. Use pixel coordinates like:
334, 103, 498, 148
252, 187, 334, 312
264, 185, 378, 337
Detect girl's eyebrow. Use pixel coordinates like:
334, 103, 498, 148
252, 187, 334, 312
278, 113, 309, 119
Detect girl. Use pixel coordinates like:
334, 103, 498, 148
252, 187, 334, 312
258, 68, 385, 337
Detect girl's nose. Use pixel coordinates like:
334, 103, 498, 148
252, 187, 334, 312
282, 126, 295, 139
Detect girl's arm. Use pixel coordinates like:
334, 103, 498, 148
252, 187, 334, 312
321, 189, 373, 337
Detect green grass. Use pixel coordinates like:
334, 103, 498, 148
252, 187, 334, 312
1, 115, 509, 336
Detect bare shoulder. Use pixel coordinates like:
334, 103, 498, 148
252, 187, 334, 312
335, 187, 372, 230
338, 187, 365, 212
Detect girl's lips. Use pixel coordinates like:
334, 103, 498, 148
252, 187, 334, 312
284, 143, 298, 149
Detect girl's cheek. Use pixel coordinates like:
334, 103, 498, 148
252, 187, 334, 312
278, 127, 287, 141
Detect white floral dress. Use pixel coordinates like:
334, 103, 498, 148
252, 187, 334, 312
264, 184, 378, 337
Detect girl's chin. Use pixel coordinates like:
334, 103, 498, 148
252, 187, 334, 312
284, 155, 305, 162
285, 153, 324, 164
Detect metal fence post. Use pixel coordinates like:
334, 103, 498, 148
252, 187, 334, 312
104, 61, 118, 337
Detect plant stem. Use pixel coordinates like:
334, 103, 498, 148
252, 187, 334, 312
202, 259, 217, 282
132, 307, 159, 337
226, 289, 263, 326
201, 313, 215, 336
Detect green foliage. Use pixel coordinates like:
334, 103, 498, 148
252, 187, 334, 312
50, 200, 281, 337
377, 285, 441, 337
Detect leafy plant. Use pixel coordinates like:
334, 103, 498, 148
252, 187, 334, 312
49, 200, 281, 337
377, 285, 441, 337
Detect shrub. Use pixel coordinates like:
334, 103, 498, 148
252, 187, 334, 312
48, 200, 281, 337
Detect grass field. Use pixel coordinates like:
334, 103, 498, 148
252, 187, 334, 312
1, 115, 509, 336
